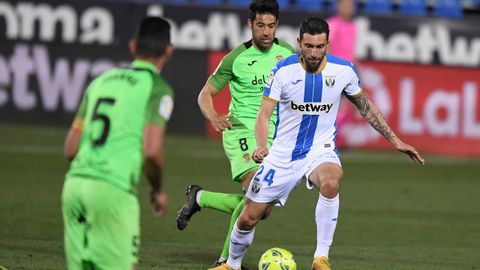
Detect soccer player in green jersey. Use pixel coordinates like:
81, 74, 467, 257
176, 0, 294, 268
61, 17, 174, 270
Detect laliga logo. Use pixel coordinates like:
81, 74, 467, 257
342, 66, 392, 145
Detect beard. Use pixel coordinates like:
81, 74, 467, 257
304, 56, 323, 73
253, 36, 274, 51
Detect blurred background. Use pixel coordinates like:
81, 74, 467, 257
1, 0, 480, 269
1, 0, 480, 156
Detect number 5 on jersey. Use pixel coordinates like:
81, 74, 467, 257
254, 165, 276, 186
91, 97, 116, 146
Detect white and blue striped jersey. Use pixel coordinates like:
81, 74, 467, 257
263, 53, 362, 162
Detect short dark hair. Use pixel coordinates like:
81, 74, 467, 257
134, 17, 171, 58
249, 0, 279, 22
299, 17, 330, 41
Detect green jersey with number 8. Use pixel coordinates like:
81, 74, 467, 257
209, 39, 293, 182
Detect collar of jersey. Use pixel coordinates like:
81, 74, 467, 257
299, 55, 327, 74
131, 60, 159, 74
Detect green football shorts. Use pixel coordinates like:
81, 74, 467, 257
62, 176, 140, 270
223, 127, 272, 183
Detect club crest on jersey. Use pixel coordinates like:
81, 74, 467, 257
243, 154, 251, 163
275, 55, 284, 62
325, 76, 336, 88
251, 183, 261, 193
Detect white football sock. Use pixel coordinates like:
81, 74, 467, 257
227, 222, 255, 269
314, 193, 339, 258
196, 190, 203, 204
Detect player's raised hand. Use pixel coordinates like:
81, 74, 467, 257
209, 113, 234, 132
151, 189, 169, 218
394, 140, 425, 165
252, 147, 269, 163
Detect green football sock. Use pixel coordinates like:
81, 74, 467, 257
198, 191, 243, 214
220, 199, 245, 259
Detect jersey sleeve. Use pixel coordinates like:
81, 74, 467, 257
75, 78, 99, 119
70, 81, 92, 131
207, 53, 235, 91
343, 63, 363, 97
146, 80, 174, 129
75, 93, 88, 119
70, 93, 87, 131
207, 44, 247, 91
263, 64, 283, 102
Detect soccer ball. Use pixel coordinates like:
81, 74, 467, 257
258, 247, 297, 270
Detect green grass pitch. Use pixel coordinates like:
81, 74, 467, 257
0, 124, 479, 269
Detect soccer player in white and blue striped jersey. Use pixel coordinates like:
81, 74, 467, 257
213, 17, 425, 270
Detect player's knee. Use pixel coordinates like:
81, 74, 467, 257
237, 209, 261, 230
237, 215, 256, 230
260, 214, 269, 220
260, 205, 273, 220
320, 177, 340, 198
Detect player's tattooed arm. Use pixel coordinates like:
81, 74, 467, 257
346, 92, 395, 142
347, 91, 426, 165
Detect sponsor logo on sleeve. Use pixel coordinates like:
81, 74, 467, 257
265, 71, 274, 88
159, 95, 174, 120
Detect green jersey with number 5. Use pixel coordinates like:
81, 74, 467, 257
66, 60, 174, 194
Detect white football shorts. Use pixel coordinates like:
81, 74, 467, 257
246, 147, 341, 206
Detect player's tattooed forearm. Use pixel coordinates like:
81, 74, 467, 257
367, 111, 393, 140
349, 93, 393, 140
349, 93, 369, 115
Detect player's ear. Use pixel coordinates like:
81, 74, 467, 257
129, 40, 137, 57
165, 44, 174, 60
248, 18, 253, 29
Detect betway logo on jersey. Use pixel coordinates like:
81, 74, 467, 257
290, 101, 333, 114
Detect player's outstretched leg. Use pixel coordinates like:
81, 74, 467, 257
176, 185, 203, 230
176, 185, 244, 230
